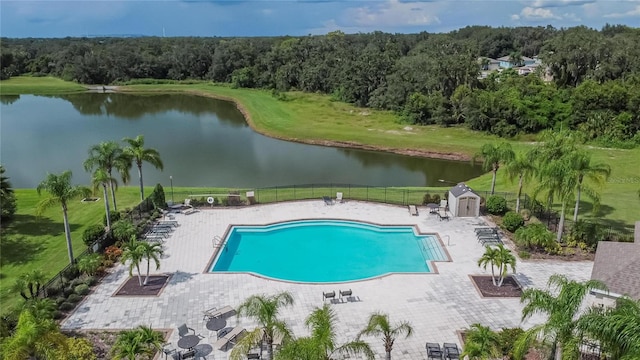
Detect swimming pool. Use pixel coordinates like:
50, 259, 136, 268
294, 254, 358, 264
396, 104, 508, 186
209, 220, 449, 282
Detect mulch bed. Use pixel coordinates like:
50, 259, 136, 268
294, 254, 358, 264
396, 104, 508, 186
114, 275, 170, 297
470, 275, 523, 298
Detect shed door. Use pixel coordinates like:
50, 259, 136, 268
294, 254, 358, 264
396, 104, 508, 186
458, 197, 469, 217
467, 197, 478, 216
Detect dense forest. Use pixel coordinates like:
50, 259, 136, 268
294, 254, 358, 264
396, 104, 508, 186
1, 25, 639, 145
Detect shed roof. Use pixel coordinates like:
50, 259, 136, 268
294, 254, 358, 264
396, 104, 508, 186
591, 240, 640, 300
449, 183, 479, 198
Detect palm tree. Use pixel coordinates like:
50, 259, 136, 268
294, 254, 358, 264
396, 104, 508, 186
494, 244, 516, 287
112, 219, 137, 243
121, 237, 145, 286
0, 165, 17, 221
477, 246, 499, 286
0, 308, 68, 359
36, 171, 92, 264
515, 274, 607, 360
474, 142, 515, 195
460, 323, 500, 360
77, 253, 102, 276
84, 141, 130, 212
122, 135, 164, 201
12, 269, 48, 300
91, 168, 118, 229
140, 241, 163, 285
276, 304, 374, 360
504, 150, 537, 212
111, 325, 163, 360
577, 297, 640, 360
567, 151, 611, 222
534, 156, 577, 242
358, 312, 413, 360
231, 292, 295, 360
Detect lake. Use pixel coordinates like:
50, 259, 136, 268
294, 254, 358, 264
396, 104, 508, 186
0, 93, 483, 189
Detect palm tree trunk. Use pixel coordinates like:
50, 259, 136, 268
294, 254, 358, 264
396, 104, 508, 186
267, 339, 273, 360
497, 264, 505, 287
516, 174, 523, 213
136, 265, 143, 286
144, 258, 150, 285
137, 164, 144, 201
386, 351, 391, 360
490, 169, 497, 195
491, 265, 496, 285
573, 183, 582, 222
102, 184, 111, 229
62, 204, 75, 264
108, 170, 118, 212
556, 201, 566, 243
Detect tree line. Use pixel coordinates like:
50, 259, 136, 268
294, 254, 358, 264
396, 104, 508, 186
1, 25, 640, 144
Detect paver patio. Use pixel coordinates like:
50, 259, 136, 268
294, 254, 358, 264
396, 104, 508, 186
61, 201, 593, 359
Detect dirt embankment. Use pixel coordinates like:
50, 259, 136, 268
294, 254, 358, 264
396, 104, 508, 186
119, 88, 473, 162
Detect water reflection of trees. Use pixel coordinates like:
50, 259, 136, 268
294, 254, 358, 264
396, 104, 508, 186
338, 148, 484, 186
0, 95, 20, 105
54, 93, 247, 126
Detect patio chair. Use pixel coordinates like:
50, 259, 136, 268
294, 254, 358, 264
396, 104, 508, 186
336, 192, 344, 203
202, 305, 235, 321
214, 326, 246, 350
162, 344, 177, 360
322, 196, 334, 205
426, 342, 443, 359
323, 291, 336, 302
177, 324, 195, 337
443, 343, 460, 359
408, 205, 419, 216
181, 350, 196, 359
247, 353, 260, 359
339, 289, 352, 302
438, 210, 450, 221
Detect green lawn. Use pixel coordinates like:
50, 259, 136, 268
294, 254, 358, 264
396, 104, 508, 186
0, 187, 147, 312
1, 77, 638, 313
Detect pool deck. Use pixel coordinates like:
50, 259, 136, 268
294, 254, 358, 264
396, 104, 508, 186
61, 201, 593, 359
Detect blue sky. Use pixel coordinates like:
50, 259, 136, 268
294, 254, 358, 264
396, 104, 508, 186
1, 0, 639, 38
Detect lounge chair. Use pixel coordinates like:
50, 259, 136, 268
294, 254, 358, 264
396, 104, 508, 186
182, 207, 198, 215
177, 324, 195, 337
214, 326, 246, 350
202, 305, 235, 321
336, 192, 344, 203
426, 342, 443, 359
408, 205, 419, 216
323, 291, 336, 302
443, 343, 460, 359
339, 289, 353, 302
247, 353, 260, 359
438, 210, 450, 221
322, 196, 334, 205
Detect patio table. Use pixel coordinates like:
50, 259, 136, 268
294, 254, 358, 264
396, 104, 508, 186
206, 317, 227, 331
177, 335, 200, 350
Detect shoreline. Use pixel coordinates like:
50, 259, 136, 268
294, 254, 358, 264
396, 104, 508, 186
162, 88, 473, 162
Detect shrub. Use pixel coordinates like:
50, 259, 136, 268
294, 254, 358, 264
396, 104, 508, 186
502, 211, 524, 232
58, 302, 76, 311
55, 297, 67, 306
66, 337, 97, 360
53, 311, 64, 320
101, 259, 114, 268
422, 193, 441, 205
567, 220, 607, 248
46, 285, 62, 297
82, 224, 105, 247
518, 250, 531, 259
104, 210, 121, 227
84, 276, 97, 286
70, 278, 85, 288
61, 265, 80, 283
514, 223, 555, 250
519, 209, 531, 221
104, 246, 122, 261
150, 184, 166, 208
77, 253, 103, 276
497, 328, 525, 358
67, 294, 82, 303
486, 195, 508, 215
74, 284, 90, 296
62, 286, 75, 298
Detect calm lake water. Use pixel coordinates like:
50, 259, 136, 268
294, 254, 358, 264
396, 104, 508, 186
0, 93, 483, 189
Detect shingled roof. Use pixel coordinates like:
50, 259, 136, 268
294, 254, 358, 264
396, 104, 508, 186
590, 223, 640, 300
449, 183, 479, 198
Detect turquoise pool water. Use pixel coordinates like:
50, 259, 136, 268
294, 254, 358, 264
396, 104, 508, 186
210, 220, 448, 282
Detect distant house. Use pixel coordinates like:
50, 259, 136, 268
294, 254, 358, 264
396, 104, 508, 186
447, 183, 480, 217
497, 55, 535, 69
478, 57, 500, 71
589, 221, 640, 306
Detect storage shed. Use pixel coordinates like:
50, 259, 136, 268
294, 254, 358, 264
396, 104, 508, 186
447, 183, 481, 217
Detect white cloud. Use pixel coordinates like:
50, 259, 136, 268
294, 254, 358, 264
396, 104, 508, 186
604, 4, 640, 18
562, 12, 582, 21
515, 6, 562, 20
347, 0, 441, 27
529, 0, 595, 8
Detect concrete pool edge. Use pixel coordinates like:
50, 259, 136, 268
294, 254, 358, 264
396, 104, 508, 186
202, 217, 453, 283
